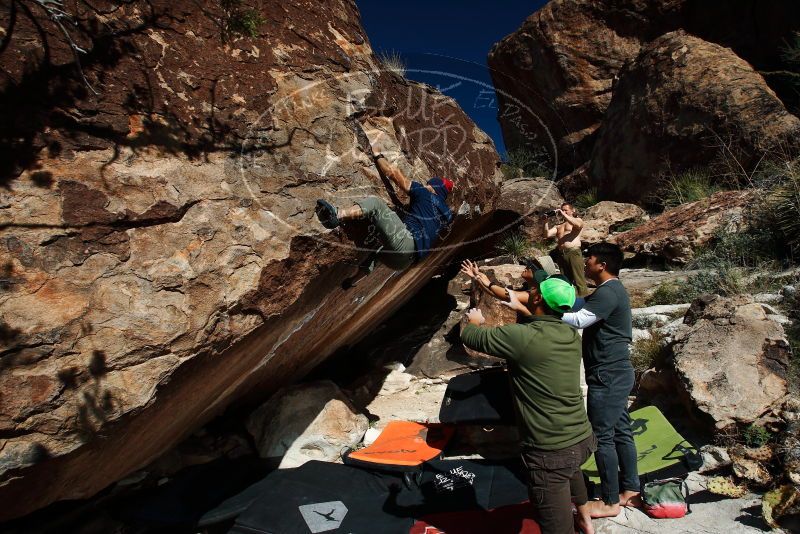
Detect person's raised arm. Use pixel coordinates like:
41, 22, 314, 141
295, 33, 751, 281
375, 155, 411, 194
460, 259, 516, 301
562, 308, 599, 329
499, 288, 532, 317
460, 309, 518, 360
557, 208, 583, 231
544, 218, 558, 239
460, 260, 532, 316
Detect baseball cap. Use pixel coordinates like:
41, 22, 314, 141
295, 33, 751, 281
428, 177, 453, 198
442, 177, 454, 193
532, 269, 576, 313
523, 255, 558, 276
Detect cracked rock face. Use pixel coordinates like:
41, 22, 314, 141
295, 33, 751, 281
488, 0, 685, 172
611, 190, 754, 265
0, 0, 500, 519
488, 0, 800, 183
591, 31, 800, 203
671, 295, 790, 429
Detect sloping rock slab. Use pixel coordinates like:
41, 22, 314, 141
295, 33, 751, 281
671, 295, 790, 429
0, 0, 500, 520
611, 190, 754, 264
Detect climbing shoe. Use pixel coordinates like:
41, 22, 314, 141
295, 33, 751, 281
315, 199, 339, 229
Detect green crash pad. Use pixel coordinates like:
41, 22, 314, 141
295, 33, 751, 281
581, 405, 696, 482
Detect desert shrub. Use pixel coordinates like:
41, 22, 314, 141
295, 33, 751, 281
765, 159, 800, 257
685, 265, 746, 298
631, 331, 668, 374
782, 32, 800, 66
648, 264, 745, 304
495, 232, 532, 263
378, 50, 406, 77
690, 226, 783, 272
742, 424, 772, 448
660, 168, 722, 208
573, 187, 598, 210
611, 220, 641, 234
646, 281, 684, 306
501, 147, 553, 179
222, 0, 265, 39
778, 31, 800, 102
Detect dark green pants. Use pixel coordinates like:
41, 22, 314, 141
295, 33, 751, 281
555, 247, 588, 297
355, 197, 416, 271
522, 434, 597, 534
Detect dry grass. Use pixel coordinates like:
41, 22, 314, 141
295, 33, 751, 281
378, 50, 406, 77
631, 331, 667, 374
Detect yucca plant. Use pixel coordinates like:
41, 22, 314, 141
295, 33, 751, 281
661, 169, 721, 208
630, 331, 667, 375
496, 232, 532, 263
502, 147, 553, 179
781, 31, 800, 67
573, 187, 598, 210
769, 161, 800, 254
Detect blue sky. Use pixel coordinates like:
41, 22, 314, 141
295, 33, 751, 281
356, 1, 548, 154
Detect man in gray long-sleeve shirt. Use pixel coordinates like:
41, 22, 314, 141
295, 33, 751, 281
562, 242, 639, 518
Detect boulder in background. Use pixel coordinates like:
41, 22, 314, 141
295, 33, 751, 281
671, 295, 790, 429
246, 381, 368, 469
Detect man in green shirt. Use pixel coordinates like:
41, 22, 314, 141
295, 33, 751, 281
461, 271, 597, 534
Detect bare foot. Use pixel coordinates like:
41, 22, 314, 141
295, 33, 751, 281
586, 500, 621, 518
575, 504, 595, 534
620, 490, 642, 508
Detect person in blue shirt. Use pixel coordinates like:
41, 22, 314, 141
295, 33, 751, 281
315, 153, 453, 284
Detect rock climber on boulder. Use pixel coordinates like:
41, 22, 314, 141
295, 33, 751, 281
315, 153, 453, 285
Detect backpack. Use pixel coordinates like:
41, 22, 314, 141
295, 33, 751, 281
642, 478, 690, 519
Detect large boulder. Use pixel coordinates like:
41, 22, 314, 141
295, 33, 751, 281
591, 31, 800, 203
0, 0, 501, 520
488, 0, 684, 171
460, 264, 526, 362
489, 1, 800, 179
671, 295, 790, 429
246, 381, 368, 469
580, 201, 647, 244
611, 190, 754, 264
495, 177, 564, 242
496, 177, 564, 219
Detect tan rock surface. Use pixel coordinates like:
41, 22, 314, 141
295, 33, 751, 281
496, 177, 563, 219
580, 201, 646, 244
611, 190, 754, 264
245, 380, 368, 469
591, 31, 800, 202
495, 177, 564, 242
0, 0, 500, 520
671, 295, 790, 429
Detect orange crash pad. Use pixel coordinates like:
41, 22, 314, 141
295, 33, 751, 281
343, 421, 455, 471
